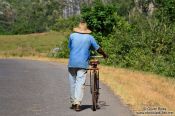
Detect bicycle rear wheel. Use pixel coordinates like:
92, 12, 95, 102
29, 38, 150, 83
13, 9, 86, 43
90, 71, 98, 111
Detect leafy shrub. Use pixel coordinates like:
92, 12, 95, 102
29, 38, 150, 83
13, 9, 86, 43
102, 14, 175, 78
52, 16, 80, 32
51, 38, 70, 58
155, 0, 175, 23
81, 0, 117, 36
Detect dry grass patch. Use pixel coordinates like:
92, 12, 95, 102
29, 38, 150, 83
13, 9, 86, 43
99, 66, 175, 113
0, 56, 68, 64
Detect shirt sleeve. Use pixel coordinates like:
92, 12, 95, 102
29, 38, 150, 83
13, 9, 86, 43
90, 36, 100, 50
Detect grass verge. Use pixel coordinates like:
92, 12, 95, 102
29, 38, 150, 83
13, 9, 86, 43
0, 31, 68, 57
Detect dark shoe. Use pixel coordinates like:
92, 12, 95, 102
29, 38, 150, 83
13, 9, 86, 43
70, 104, 76, 109
75, 104, 81, 112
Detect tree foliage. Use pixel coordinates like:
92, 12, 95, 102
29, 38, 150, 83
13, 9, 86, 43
56, 0, 175, 78
81, 0, 117, 36
0, 0, 64, 34
156, 0, 175, 23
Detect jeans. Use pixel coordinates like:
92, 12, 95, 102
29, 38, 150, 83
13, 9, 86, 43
68, 68, 87, 105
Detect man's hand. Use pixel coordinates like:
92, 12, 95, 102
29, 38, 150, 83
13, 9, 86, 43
97, 48, 108, 59
103, 54, 108, 59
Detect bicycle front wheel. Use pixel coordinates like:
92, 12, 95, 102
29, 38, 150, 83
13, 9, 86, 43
91, 71, 98, 111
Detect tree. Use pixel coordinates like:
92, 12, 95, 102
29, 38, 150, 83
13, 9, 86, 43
155, 0, 175, 23
81, 0, 117, 36
0, 0, 15, 34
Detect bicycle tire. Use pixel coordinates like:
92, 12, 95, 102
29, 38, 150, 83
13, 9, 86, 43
91, 71, 98, 111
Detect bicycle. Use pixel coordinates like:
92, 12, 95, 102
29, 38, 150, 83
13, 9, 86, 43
88, 56, 103, 111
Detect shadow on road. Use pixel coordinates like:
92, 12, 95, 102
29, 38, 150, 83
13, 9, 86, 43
81, 105, 92, 110
81, 101, 109, 111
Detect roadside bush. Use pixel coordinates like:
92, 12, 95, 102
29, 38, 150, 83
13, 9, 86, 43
49, 34, 70, 58
102, 15, 175, 78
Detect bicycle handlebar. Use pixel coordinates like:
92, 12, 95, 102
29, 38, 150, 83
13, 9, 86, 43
90, 56, 103, 58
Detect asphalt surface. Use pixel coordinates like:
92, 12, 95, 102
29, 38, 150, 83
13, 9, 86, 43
0, 59, 133, 116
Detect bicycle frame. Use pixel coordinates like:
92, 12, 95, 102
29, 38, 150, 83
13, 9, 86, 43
88, 59, 100, 111
89, 59, 100, 88
90, 69, 99, 91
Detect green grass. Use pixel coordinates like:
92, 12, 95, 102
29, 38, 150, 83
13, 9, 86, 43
0, 31, 67, 57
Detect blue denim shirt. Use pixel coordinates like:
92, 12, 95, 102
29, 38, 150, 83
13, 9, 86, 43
68, 33, 100, 69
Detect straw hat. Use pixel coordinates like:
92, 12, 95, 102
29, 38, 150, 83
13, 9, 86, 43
73, 21, 92, 34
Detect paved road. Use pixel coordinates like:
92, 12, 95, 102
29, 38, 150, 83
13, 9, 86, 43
0, 59, 133, 116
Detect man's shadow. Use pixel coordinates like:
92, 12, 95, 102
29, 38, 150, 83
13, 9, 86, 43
81, 101, 109, 110
81, 105, 92, 110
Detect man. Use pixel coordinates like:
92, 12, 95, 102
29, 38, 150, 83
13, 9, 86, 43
68, 20, 108, 111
